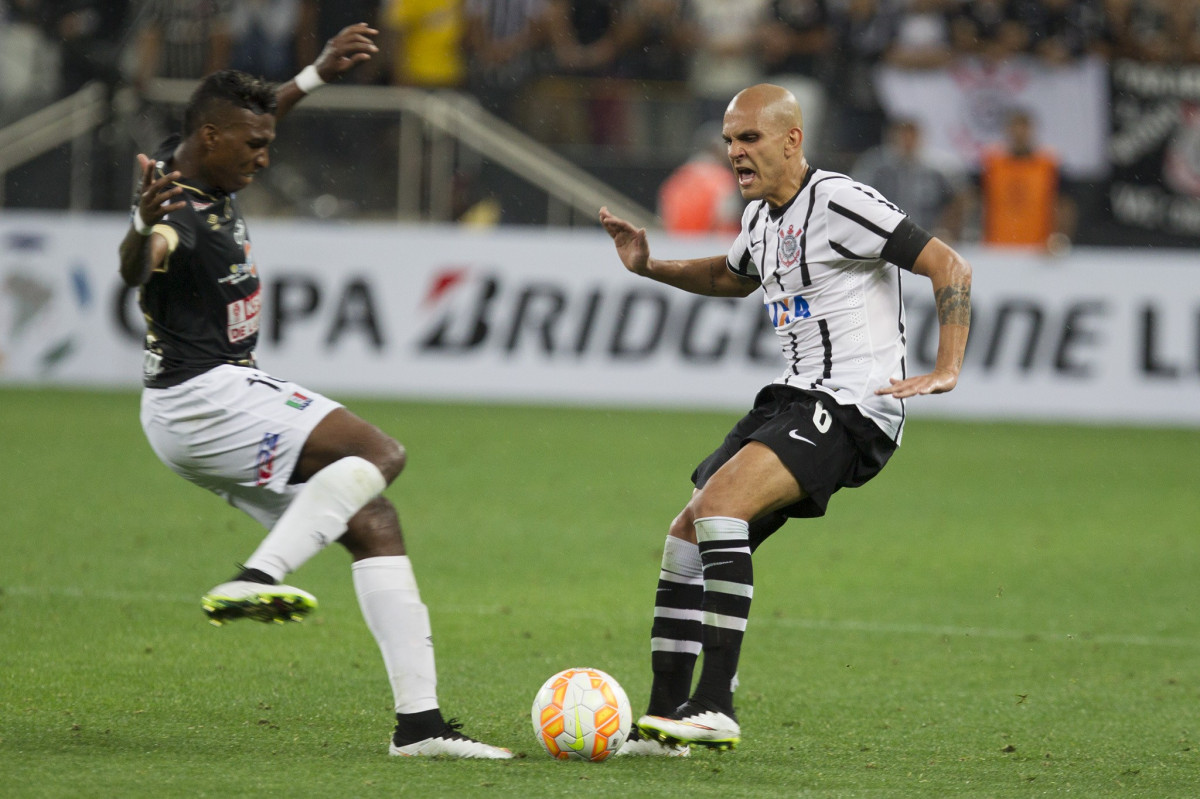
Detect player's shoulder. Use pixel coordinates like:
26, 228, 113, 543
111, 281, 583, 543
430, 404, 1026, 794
809, 168, 876, 200
813, 168, 903, 218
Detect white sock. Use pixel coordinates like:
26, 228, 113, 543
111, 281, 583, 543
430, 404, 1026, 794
662, 535, 703, 579
352, 555, 439, 714
244, 456, 385, 581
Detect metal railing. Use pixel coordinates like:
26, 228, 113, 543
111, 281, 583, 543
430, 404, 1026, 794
0, 79, 658, 228
0, 81, 109, 209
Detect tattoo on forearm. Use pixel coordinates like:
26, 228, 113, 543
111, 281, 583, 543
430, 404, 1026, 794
935, 283, 971, 327
709, 261, 718, 295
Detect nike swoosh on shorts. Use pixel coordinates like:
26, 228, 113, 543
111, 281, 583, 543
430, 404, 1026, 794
788, 430, 816, 446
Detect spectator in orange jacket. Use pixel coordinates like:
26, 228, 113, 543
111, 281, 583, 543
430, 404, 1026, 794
979, 108, 1075, 252
659, 121, 744, 235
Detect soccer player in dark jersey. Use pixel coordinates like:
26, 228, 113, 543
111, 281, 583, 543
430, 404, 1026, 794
601, 84, 972, 755
117, 24, 511, 759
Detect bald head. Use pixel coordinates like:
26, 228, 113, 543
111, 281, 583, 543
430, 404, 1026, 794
727, 84, 804, 136
722, 84, 809, 207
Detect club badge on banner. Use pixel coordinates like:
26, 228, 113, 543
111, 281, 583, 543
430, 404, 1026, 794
1108, 59, 1200, 241
875, 55, 1109, 179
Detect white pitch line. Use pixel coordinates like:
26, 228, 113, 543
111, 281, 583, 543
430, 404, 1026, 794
5, 585, 1199, 651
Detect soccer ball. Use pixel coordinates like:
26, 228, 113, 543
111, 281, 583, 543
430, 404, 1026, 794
531, 667, 632, 761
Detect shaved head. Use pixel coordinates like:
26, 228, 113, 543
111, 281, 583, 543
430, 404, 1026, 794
722, 84, 809, 207
727, 84, 804, 136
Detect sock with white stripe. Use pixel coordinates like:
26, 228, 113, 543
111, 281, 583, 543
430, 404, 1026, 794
243, 456, 385, 581
693, 516, 753, 714
352, 556, 440, 716
647, 535, 704, 715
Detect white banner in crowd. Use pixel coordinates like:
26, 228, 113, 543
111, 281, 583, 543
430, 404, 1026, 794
2, 212, 1197, 426
875, 56, 1110, 179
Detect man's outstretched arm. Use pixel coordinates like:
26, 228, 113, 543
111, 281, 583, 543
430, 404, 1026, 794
599, 206, 758, 298
274, 23, 379, 121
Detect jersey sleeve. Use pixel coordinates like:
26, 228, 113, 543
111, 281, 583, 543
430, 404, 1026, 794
824, 182, 910, 263
725, 202, 761, 281
157, 207, 195, 255
880, 217, 933, 271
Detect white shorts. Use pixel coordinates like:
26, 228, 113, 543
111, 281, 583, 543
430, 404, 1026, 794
140, 364, 342, 529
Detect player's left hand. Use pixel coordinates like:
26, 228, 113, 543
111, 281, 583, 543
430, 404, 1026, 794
875, 368, 958, 399
315, 22, 379, 81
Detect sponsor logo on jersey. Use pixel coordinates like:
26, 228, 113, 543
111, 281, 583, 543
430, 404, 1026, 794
287, 391, 313, 410
226, 286, 261, 343
218, 261, 258, 286
255, 432, 280, 486
768, 294, 811, 328
190, 200, 213, 211
778, 225, 802, 268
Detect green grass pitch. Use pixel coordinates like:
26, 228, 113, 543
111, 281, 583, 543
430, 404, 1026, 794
2, 386, 1199, 798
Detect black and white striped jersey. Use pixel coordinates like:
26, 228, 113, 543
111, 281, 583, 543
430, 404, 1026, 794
727, 167, 931, 444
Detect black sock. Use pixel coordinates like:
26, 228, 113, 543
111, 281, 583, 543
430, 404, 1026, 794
648, 651, 698, 716
693, 645, 741, 715
392, 708, 446, 745
233, 567, 276, 585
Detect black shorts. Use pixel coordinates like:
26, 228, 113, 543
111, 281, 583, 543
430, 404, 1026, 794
692, 384, 897, 521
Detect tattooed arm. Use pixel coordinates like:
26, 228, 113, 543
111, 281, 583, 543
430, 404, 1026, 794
876, 237, 972, 399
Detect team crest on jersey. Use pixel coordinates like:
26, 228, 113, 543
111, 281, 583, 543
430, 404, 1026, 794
778, 225, 802, 268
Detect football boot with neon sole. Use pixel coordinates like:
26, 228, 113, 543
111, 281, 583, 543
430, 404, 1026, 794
637, 698, 740, 750
615, 724, 691, 757
201, 580, 317, 626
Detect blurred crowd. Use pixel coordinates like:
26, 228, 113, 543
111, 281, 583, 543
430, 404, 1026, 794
3, 1, 1196, 128
1, 0, 1195, 242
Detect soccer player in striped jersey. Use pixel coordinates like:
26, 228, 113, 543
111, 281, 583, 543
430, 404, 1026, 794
601, 83, 971, 754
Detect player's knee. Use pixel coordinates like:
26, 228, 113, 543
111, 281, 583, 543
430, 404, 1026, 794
690, 491, 743, 524
668, 509, 697, 544
378, 436, 406, 483
340, 496, 406, 558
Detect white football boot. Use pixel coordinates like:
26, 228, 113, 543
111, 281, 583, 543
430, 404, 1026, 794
201, 580, 317, 626
389, 721, 513, 759
637, 699, 740, 750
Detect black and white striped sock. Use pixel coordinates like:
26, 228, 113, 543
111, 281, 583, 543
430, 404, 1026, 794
693, 516, 753, 713
647, 535, 703, 715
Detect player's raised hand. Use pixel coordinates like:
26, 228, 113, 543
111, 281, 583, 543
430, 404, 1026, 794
135, 153, 185, 226
599, 206, 650, 276
315, 23, 380, 81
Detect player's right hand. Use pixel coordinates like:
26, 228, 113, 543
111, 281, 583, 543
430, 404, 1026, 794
135, 153, 186, 227
599, 206, 650, 276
